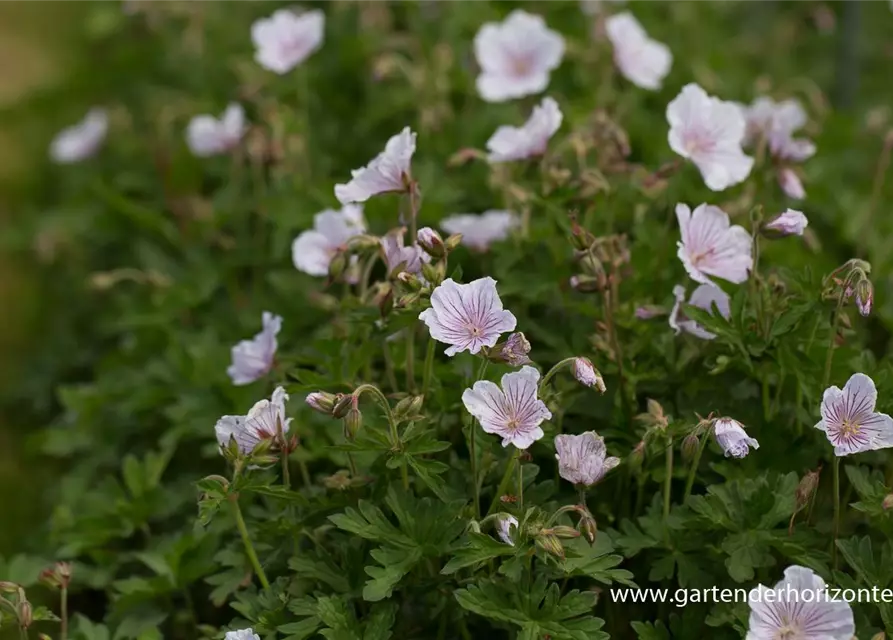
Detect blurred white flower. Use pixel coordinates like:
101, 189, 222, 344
228, 311, 281, 385
572, 357, 605, 392
486, 97, 563, 163
816, 373, 893, 456
669, 284, 731, 340
746, 566, 854, 640
462, 365, 551, 449
474, 10, 565, 102
667, 83, 753, 191
186, 103, 246, 157
381, 230, 429, 276
419, 277, 517, 356
251, 8, 325, 74
605, 12, 671, 90
713, 417, 759, 458
554, 431, 619, 486
778, 167, 806, 200
50, 108, 108, 164
440, 210, 518, 251
292, 205, 365, 277
215, 387, 291, 456
335, 127, 416, 204
741, 96, 816, 162
495, 514, 518, 545
224, 630, 261, 640
676, 203, 753, 285
764, 209, 808, 237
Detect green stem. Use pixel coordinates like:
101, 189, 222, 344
517, 456, 524, 514
406, 327, 416, 393
422, 337, 437, 398
354, 384, 398, 445
230, 496, 271, 591
382, 342, 398, 392
358, 253, 378, 302
487, 449, 519, 516
538, 357, 577, 394
60, 586, 68, 640
347, 452, 358, 478
832, 456, 840, 570
683, 434, 709, 502
761, 371, 770, 422
823, 302, 845, 389
297, 458, 311, 487
281, 450, 291, 489
19, 627, 28, 640
469, 358, 489, 518
663, 439, 674, 523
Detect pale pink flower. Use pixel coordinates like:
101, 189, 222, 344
746, 566, 854, 640
713, 418, 759, 458
495, 515, 518, 545
381, 231, 429, 276
764, 209, 808, 237
605, 12, 671, 91
419, 277, 517, 356
215, 386, 291, 455
335, 127, 416, 204
486, 97, 563, 163
50, 108, 108, 163
462, 365, 552, 449
251, 9, 324, 74
816, 373, 893, 456
572, 357, 605, 392
292, 205, 365, 277
778, 167, 806, 200
667, 83, 754, 191
554, 431, 619, 486
440, 210, 519, 251
225, 630, 261, 640
186, 103, 246, 157
676, 203, 753, 285
228, 312, 281, 385
741, 96, 816, 162
473, 10, 565, 103
669, 284, 731, 341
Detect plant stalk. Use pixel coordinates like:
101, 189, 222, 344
230, 496, 271, 591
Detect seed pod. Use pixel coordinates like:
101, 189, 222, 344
18, 600, 32, 628
327, 250, 349, 280
796, 469, 821, 509
578, 514, 598, 545
444, 233, 463, 252
536, 534, 565, 559
343, 408, 363, 440
681, 433, 700, 463
547, 526, 581, 540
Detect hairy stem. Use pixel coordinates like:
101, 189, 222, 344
487, 448, 519, 517
538, 357, 577, 394
406, 327, 416, 393
60, 586, 68, 640
422, 336, 436, 398
832, 456, 841, 570
469, 358, 489, 518
663, 439, 674, 524
230, 496, 271, 591
683, 434, 709, 502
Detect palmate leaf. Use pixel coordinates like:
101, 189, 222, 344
689, 472, 796, 532
561, 537, 636, 587
441, 532, 518, 574
455, 576, 607, 640
363, 547, 422, 601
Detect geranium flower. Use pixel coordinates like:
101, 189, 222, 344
440, 210, 519, 251
713, 417, 759, 458
486, 97, 563, 163
473, 10, 565, 103
462, 365, 552, 449
605, 12, 672, 90
669, 284, 731, 340
251, 9, 325, 74
381, 230, 429, 276
186, 103, 246, 157
667, 83, 754, 191
495, 515, 519, 545
228, 312, 282, 385
554, 431, 620, 487
764, 209, 808, 237
292, 205, 366, 277
215, 387, 291, 455
746, 566, 854, 640
225, 630, 261, 640
50, 108, 108, 163
740, 96, 816, 162
419, 277, 517, 356
573, 357, 605, 392
492, 332, 532, 367
816, 373, 893, 456
676, 203, 753, 285
335, 127, 416, 204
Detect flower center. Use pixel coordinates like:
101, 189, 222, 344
840, 418, 860, 438
510, 56, 533, 78
689, 247, 715, 267
774, 621, 802, 640
468, 325, 482, 337
505, 418, 520, 432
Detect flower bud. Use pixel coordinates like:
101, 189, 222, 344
570, 274, 604, 293
535, 533, 565, 559
346, 234, 381, 253
579, 253, 605, 278
634, 306, 662, 320
545, 525, 581, 540
332, 393, 354, 419
327, 250, 349, 280
578, 514, 598, 545
444, 233, 463, 252
570, 220, 597, 251
489, 332, 532, 367
397, 292, 422, 308
882, 494, 893, 511
0, 581, 19, 593
628, 441, 646, 472
18, 600, 32, 628
762, 209, 808, 237
681, 433, 700, 463
372, 282, 394, 316
796, 469, 821, 509
343, 407, 363, 440
572, 357, 605, 393
393, 395, 424, 421
417, 227, 445, 259
871, 633, 885, 640
855, 278, 873, 317
305, 391, 337, 416
421, 261, 446, 287
396, 272, 423, 291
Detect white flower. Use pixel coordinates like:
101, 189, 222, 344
292, 205, 366, 277
215, 387, 292, 456
495, 514, 518, 545
816, 373, 893, 456
186, 103, 246, 157
554, 431, 619, 486
473, 10, 565, 103
225, 629, 261, 640
605, 12, 671, 90
667, 83, 754, 191
764, 209, 808, 237
486, 97, 563, 163
251, 8, 325, 74
778, 167, 806, 200
419, 277, 517, 356
669, 284, 731, 340
335, 127, 416, 204
572, 357, 605, 392
381, 230, 429, 276
741, 96, 816, 162
462, 366, 552, 449
676, 203, 753, 285
713, 418, 759, 458
440, 210, 519, 251
746, 566, 854, 640
50, 108, 108, 163
227, 312, 281, 385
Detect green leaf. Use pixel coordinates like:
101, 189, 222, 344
363, 546, 422, 602
289, 555, 351, 593
363, 602, 398, 640
329, 503, 414, 547
836, 536, 882, 585
631, 620, 671, 640
441, 533, 517, 574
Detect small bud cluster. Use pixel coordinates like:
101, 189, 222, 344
822, 259, 874, 317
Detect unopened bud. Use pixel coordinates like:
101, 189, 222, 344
417, 227, 445, 258
396, 272, 422, 291
305, 391, 337, 416
579, 253, 605, 278
332, 393, 354, 419
681, 433, 700, 463
343, 407, 363, 440
546, 525, 580, 540
393, 395, 424, 421
871, 632, 885, 640
397, 292, 422, 308
0, 581, 19, 593
570, 220, 597, 251
572, 357, 605, 392
489, 332, 532, 367
628, 441, 646, 472
855, 278, 873, 317
327, 250, 349, 280
372, 282, 394, 316
444, 233, 463, 252
882, 494, 893, 511
570, 274, 603, 293
578, 515, 598, 545
796, 469, 821, 509
421, 261, 445, 287
536, 534, 565, 559
18, 600, 32, 628
347, 234, 381, 252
